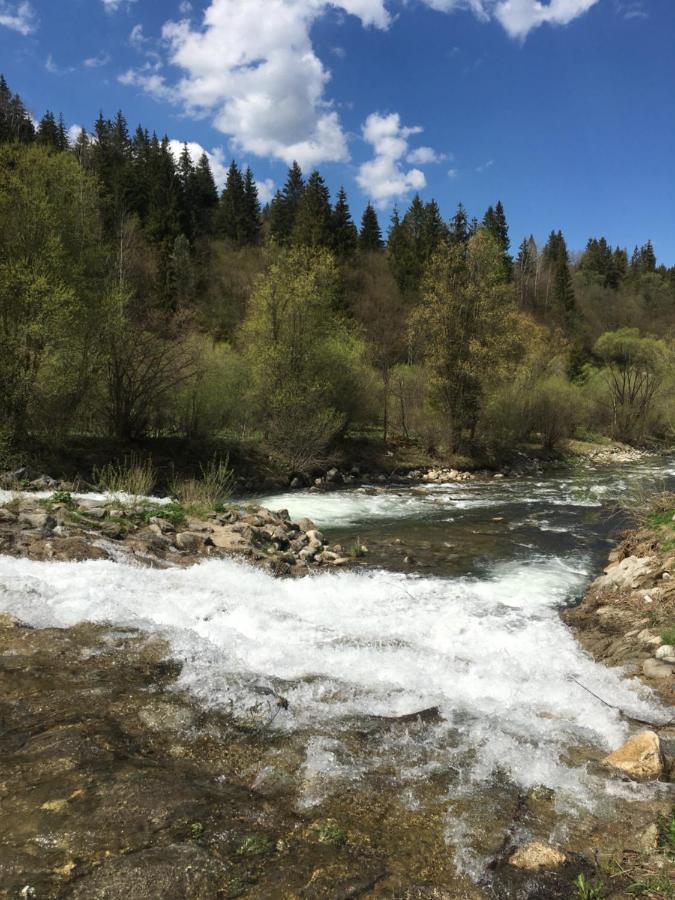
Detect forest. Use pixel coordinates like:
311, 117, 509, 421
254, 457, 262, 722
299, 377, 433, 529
1, 73, 674, 478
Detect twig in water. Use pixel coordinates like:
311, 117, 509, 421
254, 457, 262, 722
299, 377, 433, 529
568, 676, 673, 728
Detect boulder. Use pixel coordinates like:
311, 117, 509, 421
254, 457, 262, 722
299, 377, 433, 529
602, 731, 664, 780
298, 518, 316, 532
508, 841, 566, 870
595, 555, 659, 593
174, 532, 205, 552
656, 645, 675, 664
19, 511, 54, 531
643, 658, 674, 679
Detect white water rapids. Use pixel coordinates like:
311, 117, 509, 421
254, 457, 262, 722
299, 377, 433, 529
0, 463, 671, 847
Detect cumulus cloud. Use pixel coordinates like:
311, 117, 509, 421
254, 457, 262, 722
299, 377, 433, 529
356, 112, 427, 206
119, 67, 177, 103
420, 0, 599, 38
121, 0, 390, 169
0, 1, 37, 34
406, 145, 447, 165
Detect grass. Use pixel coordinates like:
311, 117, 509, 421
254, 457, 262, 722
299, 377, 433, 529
137, 502, 188, 528
169, 455, 234, 508
350, 536, 367, 558
237, 834, 275, 857
93, 453, 156, 498
661, 628, 675, 647
574, 873, 605, 899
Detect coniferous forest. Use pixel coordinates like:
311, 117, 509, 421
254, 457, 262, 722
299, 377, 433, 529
2, 74, 675, 479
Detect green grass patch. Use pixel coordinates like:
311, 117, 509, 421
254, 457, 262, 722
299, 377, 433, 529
237, 834, 275, 857
137, 502, 188, 528
661, 628, 675, 647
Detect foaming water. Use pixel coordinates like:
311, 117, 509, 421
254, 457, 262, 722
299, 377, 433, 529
0, 551, 663, 808
0, 489, 174, 506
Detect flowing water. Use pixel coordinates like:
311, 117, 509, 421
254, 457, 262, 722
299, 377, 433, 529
1, 457, 674, 890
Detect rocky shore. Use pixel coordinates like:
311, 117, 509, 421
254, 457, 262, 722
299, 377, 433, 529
0, 493, 352, 576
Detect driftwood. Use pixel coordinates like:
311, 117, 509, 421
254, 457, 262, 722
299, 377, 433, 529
569, 676, 674, 728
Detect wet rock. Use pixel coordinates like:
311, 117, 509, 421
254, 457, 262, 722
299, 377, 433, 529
67, 844, 232, 900
298, 517, 316, 532
643, 658, 674, 679
508, 841, 566, 870
19, 511, 54, 530
602, 731, 664, 780
174, 532, 205, 552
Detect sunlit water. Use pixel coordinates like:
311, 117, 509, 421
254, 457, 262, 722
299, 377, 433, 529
1, 456, 673, 877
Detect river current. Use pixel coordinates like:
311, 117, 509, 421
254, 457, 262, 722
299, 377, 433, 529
1, 457, 673, 881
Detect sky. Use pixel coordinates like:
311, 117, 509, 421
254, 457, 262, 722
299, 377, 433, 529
1, 0, 674, 263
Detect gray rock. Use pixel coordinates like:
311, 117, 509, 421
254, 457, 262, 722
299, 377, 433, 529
19, 511, 54, 531
643, 658, 674, 679
298, 517, 316, 532
174, 532, 205, 552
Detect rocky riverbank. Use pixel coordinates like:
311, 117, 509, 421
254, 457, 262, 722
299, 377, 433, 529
0, 493, 351, 576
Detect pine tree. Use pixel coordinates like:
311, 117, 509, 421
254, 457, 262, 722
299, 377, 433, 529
293, 169, 332, 247
269, 161, 304, 244
448, 203, 469, 245
330, 186, 357, 256
359, 202, 383, 251
482, 200, 512, 276
37, 111, 59, 150
217, 160, 247, 243
0, 75, 35, 143
242, 167, 262, 245
191, 153, 219, 239
56, 113, 68, 152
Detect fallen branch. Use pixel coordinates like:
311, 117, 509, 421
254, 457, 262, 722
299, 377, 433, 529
568, 676, 674, 728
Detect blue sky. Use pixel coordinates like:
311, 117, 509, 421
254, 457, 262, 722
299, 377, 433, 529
1, 0, 674, 263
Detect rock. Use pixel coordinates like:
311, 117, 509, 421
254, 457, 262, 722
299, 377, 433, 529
643, 658, 674, 679
596, 556, 659, 593
602, 731, 664, 780
508, 841, 566, 870
149, 517, 175, 534
656, 645, 675, 663
0, 508, 17, 523
637, 629, 663, 647
298, 518, 316, 532
174, 532, 205, 552
84, 507, 107, 520
305, 529, 324, 544
326, 467, 343, 484
19, 511, 54, 531
290, 475, 306, 489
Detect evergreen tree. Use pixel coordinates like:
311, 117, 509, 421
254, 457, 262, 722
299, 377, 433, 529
190, 153, 219, 239
37, 111, 59, 150
217, 160, 247, 244
482, 200, 512, 276
0, 75, 35, 144
449, 203, 469, 245
269, 161, 304, 244
330, 186, 357, 256
359, 202, 383, 251
242, 166, 262, 245
56, 113, 68, 152
293, 169, 332, 247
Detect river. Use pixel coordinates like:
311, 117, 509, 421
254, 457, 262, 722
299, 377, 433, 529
1, 457, 674, 893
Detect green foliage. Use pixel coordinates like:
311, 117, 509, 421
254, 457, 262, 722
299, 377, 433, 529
137, 502, 187, 528
169, 455, 235, 508
574, 872, 605, 899
93, 453, 156, 497
237, 834, 275, 857
660, 628, 675, 646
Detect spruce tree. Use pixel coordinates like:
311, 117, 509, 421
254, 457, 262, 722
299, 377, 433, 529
449, 203, 469, 245
269, 161, 304, 244
359, 202, 383, 251
37, 111, 59, 150
330, 186, 357, 256
0, 75, 35, 143
242, 166, 262, 245
293, 169, 332, 247
191, 153, 219, 238
217, 160, 247, 243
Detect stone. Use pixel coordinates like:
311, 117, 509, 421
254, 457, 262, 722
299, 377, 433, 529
298, 518, 316, 532
174, 532, 205, 552
0, 508, 17, 522
656, 645, 675, 663
19, 511, 54, 530
508, 841, 566, 870
637, 629, 663, 647
305, 529, 324, 544
596, 556, 659, 593
643, 658, 674, 679
326, 467, 343, 484
149, 517, 175, 534
602, 731, 664, 780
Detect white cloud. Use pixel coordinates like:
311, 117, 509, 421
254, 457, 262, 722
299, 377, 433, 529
102, 0, 137, 12
121, 0, 390, 169
256, 177, 276, 204
406, 145, 447, 164
475, 158, 494, 172
45, 53, 75, 75
447, 167, 458, 178
356, 112, 427, 206
493, 0, 600, 38
68, 124, 84, 144
420, 0, 599, 38
119, 67, 177, 103
84, 52, 111, 68
0, 1, 36, 34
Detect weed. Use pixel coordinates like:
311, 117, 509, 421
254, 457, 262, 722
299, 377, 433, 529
42, 491, 76, 510
350, 536, 367, 558
137, 502, 187, 528
658, 811, 675, 855
627, 875, 675, 896
169, 455, 235, 508
311, 819, 347, 846
189, 822, 204, 840
661, 628, 675, 647
574, 873, 605, 899
237, 834, 275, 857
93, 454, 156, 498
